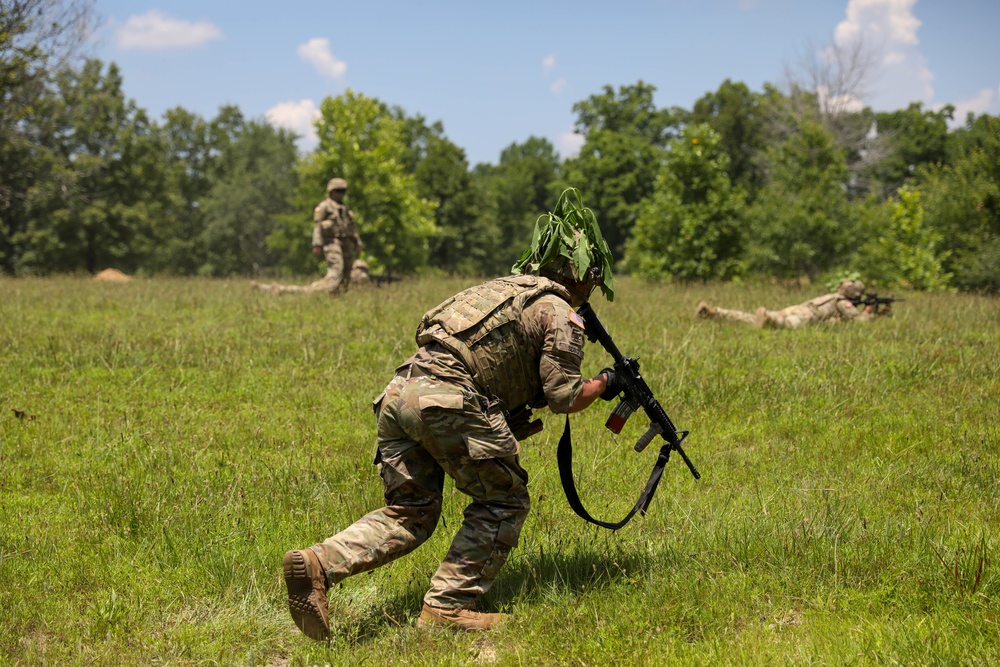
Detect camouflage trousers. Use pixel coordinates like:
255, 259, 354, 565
312, 373, 530, 610
709, 304, 819, 329
265, 238, 357, 295
708, 306, 758, 326
757, 304, 820, 329
318, 237, 357, 294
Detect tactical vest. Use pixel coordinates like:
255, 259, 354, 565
316, 200, 355, 242
415, 275, 572, 408
806, 292, 847, 319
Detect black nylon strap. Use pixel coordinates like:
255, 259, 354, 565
556, 416, 671, 530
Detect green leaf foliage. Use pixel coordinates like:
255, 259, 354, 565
852, 186, 951, 290
625, 125, 747, 282
287, 90, 437, 275
746, 116, 853, 281
512, 187, 616, 301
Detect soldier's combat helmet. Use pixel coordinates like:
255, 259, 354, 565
327, 177, 348, 192
511, 187, 615, 302
837, 279, 865, 300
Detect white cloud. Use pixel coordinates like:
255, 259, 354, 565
298, 38, 347, 81
550, 78, 567, 95
115, 10, 222, 51
266, 99, 321, 152
835, 0, 920, 47
947, 86, 1000, 127
816, 85, 866, 114
542, 54, 556, 75
830, 0, 932, 110
556, 130, 584, 159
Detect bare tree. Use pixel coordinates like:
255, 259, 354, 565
780, 36, 892, 197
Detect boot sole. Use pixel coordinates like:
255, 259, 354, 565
283, 550, 330, 640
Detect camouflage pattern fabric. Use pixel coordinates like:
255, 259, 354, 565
310, 276, 586, 610
415, 275, 584, 412
311, 196, 361, 294
703, 292, 872, 328
707, 306, 757, 326
757, 292, 872, 329
253, 258, 364, 295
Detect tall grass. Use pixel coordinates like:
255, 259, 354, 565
1, 276, 997, 665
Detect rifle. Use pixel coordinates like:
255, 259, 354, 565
556, 302, 699, 530
850, 291, 903, 315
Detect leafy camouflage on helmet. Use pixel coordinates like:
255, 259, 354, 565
511, 188, 615, 301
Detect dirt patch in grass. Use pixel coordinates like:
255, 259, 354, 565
92, 268, 132, 282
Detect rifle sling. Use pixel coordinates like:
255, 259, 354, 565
557, 416, 670, 530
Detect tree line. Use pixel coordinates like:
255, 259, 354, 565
3, 4, 997, 292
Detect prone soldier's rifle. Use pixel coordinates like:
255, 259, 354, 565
556, 302, 700, 530
850, 291, 903, 315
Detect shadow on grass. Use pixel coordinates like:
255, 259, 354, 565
322, 544, 644, 644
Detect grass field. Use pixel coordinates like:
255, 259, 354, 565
1, 276, 998, 666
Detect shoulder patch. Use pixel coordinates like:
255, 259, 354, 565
568, 309, 585, 329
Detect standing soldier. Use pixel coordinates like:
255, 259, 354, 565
311, 177, 363, 295
695, 280, 886, 328
253, 177, 363, 295
281, 188, 624, 638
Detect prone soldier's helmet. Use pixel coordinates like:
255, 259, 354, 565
837, 279, 865, 300
327, 177, 348, 193
511, 187, 615, 302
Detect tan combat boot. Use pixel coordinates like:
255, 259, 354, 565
283, 548, 330, 640
416, 603, 506, 631
753, 306, 769, 328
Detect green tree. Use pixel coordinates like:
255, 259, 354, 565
398, 114, 488, 275
198, 120, 298, 276
625, 125, 746, 281
688, 79, 767, 199
561, 82, 679, 259
1, 0, 94, 273
271, 90, 436, 275
866, 103, 953, 198
14, 59, 166, 274
918, 114, 1000, 291
471, 136, 562, 275
746, 114, 853, 281
853, 186, 951, 289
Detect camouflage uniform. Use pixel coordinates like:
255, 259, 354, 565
697, 280, 873, 329
253, 260, 369, 295
309, 187, 361, 295
310, 275, 586, 610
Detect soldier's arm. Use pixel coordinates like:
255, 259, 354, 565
530, 295, 589, 414
311, 223, 323, 256
311, 201, 328, 255
837, 298, 874, 322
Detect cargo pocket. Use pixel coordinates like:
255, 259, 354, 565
463, 399, 520, 461
480, 518, 524, 582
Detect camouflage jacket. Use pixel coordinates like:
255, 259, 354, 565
802, 292, 871, 322
408, 275, 586, 414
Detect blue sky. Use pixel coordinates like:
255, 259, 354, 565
89, 0, 1000, 166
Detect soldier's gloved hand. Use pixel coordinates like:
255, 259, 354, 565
600, 368, 626, 401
